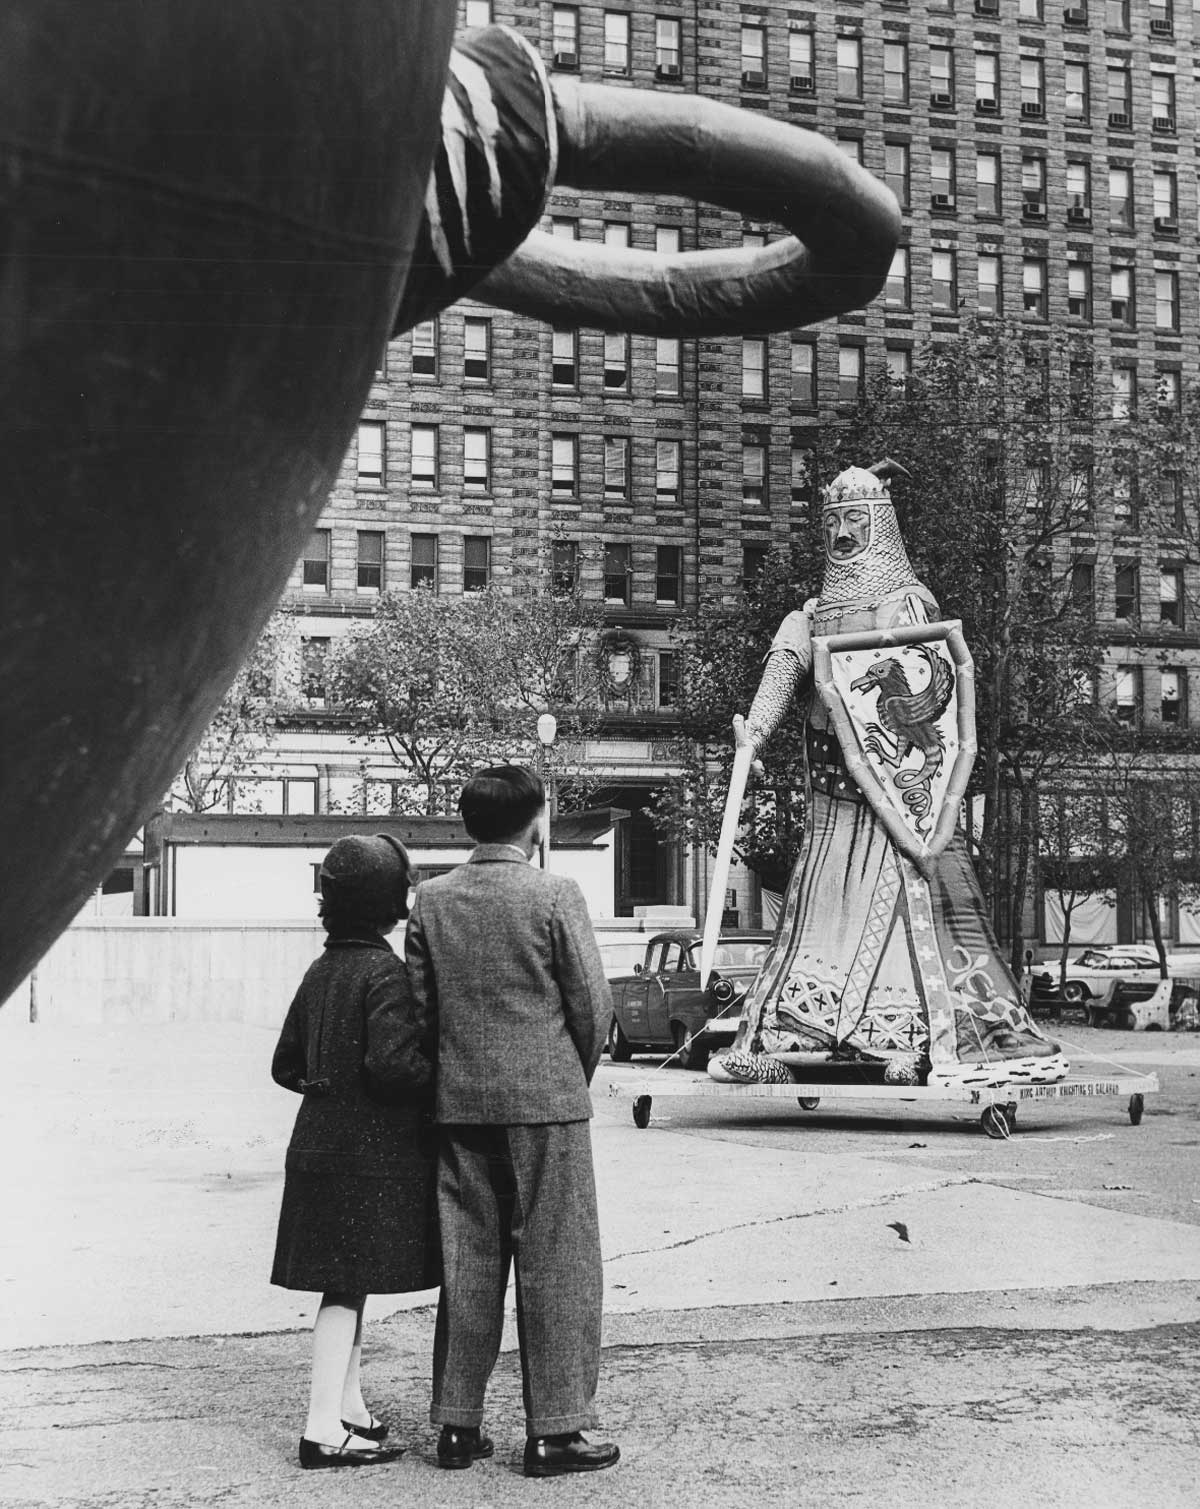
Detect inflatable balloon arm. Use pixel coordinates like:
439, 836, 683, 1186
395, 26, 901, 337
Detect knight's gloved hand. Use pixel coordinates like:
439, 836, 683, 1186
732, 714, 766, 781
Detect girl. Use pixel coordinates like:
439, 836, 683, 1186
271, 833, 438, 1469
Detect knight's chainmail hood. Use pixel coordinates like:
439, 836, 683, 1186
817, 465, 922, 610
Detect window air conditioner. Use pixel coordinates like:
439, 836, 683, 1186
552, 50, 577, 68
1020, 102, 1043, 118
1063, 7, 1088, 23
1022, 199, 1046, 219
656, 63, 681, 79
1150, 18, 1173, 34
1067, 204, 1092, 223
1152, 116, 1176, 133
930, 91, 953, 107
1154, 216, 1179, 233
741, 69, 766, 86
931, 193, 955, 209
976, 97, 998, 113
1107, 112, 1130, 128
791, 75, 815, 92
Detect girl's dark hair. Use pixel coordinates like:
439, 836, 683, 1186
458, 765, 544, 843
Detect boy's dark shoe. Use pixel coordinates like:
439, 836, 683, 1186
523, 1432, 620, 1477
437, 1425, 495, 1469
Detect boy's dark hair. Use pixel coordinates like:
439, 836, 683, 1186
318, 834, 413, 934
458, 765, 545, 844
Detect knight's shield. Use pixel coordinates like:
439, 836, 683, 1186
812, 621, 976, 869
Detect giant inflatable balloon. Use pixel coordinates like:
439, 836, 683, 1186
1, 9, 900, 1003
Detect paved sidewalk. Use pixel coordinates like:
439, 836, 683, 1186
3, 1016, 1200, 1506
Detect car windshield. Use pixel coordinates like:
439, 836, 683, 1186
687, 942, 769, 970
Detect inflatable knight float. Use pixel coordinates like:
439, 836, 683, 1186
709, 463, 1069, 1090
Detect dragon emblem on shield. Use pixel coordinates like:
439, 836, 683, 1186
850, 642, 955, 834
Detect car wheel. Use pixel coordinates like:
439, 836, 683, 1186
672, 1021, 708, 1071
606, 1016, 632, 1062
1062, 982, 1088, 1005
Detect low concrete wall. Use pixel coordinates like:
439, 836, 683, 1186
4, 914, 695, 1026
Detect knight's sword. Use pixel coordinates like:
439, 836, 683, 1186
698, 738, 754, 991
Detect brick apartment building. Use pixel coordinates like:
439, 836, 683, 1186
239, 0, 1200, 931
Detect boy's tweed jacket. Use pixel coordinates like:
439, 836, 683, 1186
405, 845, 612, 1125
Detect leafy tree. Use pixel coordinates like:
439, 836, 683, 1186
167, 610, 300, 812
329, 582, 604, 815
826, 318, 1116, 964
651, 544, 819, 893
1037, 787, 1120, 990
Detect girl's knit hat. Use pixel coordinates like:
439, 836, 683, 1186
318, 834, 412, 919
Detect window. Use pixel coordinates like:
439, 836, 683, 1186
838, 344, 864, 404
655, 225, 681, 255
1110, 266, 1135, 327
1068, 262, 1092, 321
1115, 563, 1138, 620
1161, 567, 1184, 627
302, 529, 330, 592
655, 16, 681, 77
884, 141, 910, 207
604, 221, 631, 250
655, 545, 683, 605
741, 25, 766, 86
886, 246, 911, 307
742, 440, 766, 504
1153, 171, 1179, 230
1155, 271, 1180, 331
1024, 350, 1049, 416
1070, 360, 1093, 420
551, 434, 577, 497
1105, 1, 1130, 28
410, 424, 438, 488
976, 151, 1000, 215
1161, 668, 1184, 725
977, 253, 1002, 314
603, 332, 629, 392
791, 341, 816, 406
551, 540, 578, 594
603, 10, 630, 75
463, 536, 490, 593
1071, 562, 1095, 614
1023, 258, 1047, 318
1106, 66, 1131, 125
1066, 160, 1091, 220
410, 533, 437, 590
1109, 166, 1134, 230
551, 6, 579, 66
463, 427, 490, 491
1113, 668, 1139, 724
656, 439, 681, 504
300, 637, 330, 705
604, 435, 629, 499
356, 531, 383, 592
837, 136, 864, 167
463, 317, 491, 381
357, 420, 384, 483
974, 52, 999, 112
464, 0, 492, 25
1065, 62, 1090, 123
411, 319, 437, 377
1150, 0, 1174, 30
1021, 155, 1047, 218
1112, 457, 1136, 527
1158, 370, 1183, 416
1158, 472, 1184, 532
655, 337, 681, 396
742, 544, 769, 590
883, 42, 909, 105
550, 215, 578, 240
930, 148, 956, 208
1151, 74, 1176, 131
1069, 456, 1093, 521
603, 542, 631, 604
1112, 366, 1136, 421
742, 338, 767, 400
836, 36, 862, 99
791, 442, 816, 504
930, 46, 954, 106
1018, 0, 1043, 15
885, 347, 912, 387
551, 329, 577, 387
1022, 459, 1048, 515
657, 650, 679, 708
789, 30, 815, 91
1020, 56, 1044, 117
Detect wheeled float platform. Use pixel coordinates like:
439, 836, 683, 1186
608, 1071, 1160, 1139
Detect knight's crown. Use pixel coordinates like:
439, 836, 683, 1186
822, 465, 891, 507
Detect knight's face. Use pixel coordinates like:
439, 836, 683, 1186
823, 504, 872, 562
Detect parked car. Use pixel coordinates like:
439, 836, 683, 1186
1057, 946, 1161, 1007
605, 930, 771, 1070
1100, 977, 1200, 1032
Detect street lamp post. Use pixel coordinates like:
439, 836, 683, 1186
535, 713, 557, 870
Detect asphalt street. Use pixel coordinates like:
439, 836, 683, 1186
2, 1012, 1199, 1507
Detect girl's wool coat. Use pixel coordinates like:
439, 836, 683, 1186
270, 933, 440, 1294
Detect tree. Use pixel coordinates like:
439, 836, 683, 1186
1037, 786, 1119, 991
329, 583, 604, 815
166, 610, 300, 812
651, 544, 819, 893
826, 318, 1116, 965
